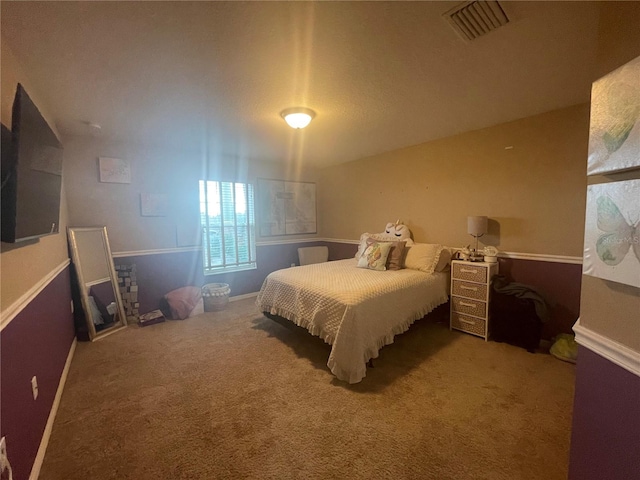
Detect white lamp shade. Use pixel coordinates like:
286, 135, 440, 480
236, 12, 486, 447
280, 107, 316, 129
467, 216, 488, 236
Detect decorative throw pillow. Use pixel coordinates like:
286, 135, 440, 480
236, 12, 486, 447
385, 240, 407, 270
357, 239, 393, 271
404, 243, 444, 274
355, 232, 374, 260
355, 233, 412, 260
163, 286, 203, 320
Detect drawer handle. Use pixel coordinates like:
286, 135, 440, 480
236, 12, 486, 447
459, 318, 476, 325
459, 301, 476, 308
460, 285, 478, 291
460, 268, 478, 274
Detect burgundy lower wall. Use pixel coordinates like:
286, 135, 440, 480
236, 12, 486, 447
496, 257, 582, 339
0, 266, 76, 480
326, 241, 358, 261
114, 242, 580, 340
569, 346, 640, 480
114, 241, 327, 315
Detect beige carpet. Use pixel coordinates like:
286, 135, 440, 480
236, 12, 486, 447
40, 298, 575, 480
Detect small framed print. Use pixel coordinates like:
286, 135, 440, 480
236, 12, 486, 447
140, 193, 169, 217
99, 157, 131, 184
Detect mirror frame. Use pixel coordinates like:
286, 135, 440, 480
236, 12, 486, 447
68, 226, 127, 340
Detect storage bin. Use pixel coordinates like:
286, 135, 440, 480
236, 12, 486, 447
202, 283, 231, 312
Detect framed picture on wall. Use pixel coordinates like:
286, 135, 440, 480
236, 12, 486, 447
583, 179, 640, 288
587, 55, 640, 176
257, 178, 316, 236
99, 157, 131, 184
140, 193, 168, 217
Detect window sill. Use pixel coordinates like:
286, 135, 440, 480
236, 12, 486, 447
204, 264, 257, 276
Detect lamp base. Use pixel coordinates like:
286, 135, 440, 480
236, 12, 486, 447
467, 246, 484, 262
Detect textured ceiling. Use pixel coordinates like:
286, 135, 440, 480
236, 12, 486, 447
1, 1, 602, 167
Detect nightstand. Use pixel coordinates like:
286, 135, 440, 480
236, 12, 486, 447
450, 260, 499, 341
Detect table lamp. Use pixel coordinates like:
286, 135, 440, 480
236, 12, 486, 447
467, 216, 488, 259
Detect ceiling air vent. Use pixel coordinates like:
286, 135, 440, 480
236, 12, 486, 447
443, 0, 510, 41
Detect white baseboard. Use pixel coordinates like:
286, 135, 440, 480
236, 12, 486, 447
29, 338, 77, 480
229, 292, 259, 302
573, 319, 640, 378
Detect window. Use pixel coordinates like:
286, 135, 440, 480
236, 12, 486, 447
199, 180, 256, 274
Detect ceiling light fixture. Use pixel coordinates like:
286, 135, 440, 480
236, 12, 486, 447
280, 107, 316, 129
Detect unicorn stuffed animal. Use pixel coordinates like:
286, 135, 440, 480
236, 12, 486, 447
356, 220, 414, 262
383, 219, 414, 244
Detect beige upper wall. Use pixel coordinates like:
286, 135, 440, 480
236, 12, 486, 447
63, 136, 320, 253
1, 37, 70, 315
594, 1, 640, 80
319, 104, 590, 256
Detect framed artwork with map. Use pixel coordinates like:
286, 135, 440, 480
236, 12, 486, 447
257, 179, 316, 236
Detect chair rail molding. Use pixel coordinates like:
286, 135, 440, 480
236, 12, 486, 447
573, 318, 640, 377
1, 259, 71, 331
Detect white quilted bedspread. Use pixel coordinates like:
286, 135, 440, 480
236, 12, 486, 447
255, 259, 449, 384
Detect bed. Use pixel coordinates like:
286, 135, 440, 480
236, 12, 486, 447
255, 257, 449, 383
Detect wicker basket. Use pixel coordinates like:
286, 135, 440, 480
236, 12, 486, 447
202, 283, 231, 312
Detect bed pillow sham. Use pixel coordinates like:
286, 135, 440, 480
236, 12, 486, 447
357, 239, 393, 271
435, 247, 453, 272
385, 240, 407, 270
404, 243, 444, 274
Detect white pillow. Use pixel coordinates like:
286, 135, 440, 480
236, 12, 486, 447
354, 233, 371, 260
404, 243, 444, 274
435, 247, 453, 272
357, 240, 393, 271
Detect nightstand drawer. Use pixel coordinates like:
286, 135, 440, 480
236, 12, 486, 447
452, 280, 487, 301
452, 263, 487, 283
451, 296, 487, 318
451, 312, 486, 337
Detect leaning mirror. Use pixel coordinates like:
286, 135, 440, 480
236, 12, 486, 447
67, 226, 127, 340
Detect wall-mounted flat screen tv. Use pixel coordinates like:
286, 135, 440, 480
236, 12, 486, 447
1, 83, 63, 243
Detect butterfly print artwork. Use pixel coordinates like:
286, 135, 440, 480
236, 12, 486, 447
595, 195, 640, 266
583, 180, 640, 288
